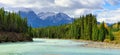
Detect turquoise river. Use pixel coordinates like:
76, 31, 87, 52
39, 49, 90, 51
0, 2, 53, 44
0, 38, 120, 55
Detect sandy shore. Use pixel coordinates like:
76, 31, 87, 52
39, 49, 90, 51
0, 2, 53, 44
74, 40, 120, 49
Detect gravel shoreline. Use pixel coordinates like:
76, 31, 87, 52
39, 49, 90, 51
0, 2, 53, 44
74, 40, 120, 49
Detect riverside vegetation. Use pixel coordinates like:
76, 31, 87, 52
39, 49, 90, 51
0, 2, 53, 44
0, 8, 32, 42
0, 7, 120, 44
31, 14, 116, 42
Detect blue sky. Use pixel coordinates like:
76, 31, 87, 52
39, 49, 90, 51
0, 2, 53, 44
0, 0, 120, 23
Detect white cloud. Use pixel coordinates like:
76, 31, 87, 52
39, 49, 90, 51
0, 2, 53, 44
0, 0, 115, 12
74, 9, 93, 17
0, 0, 120, 23
0, 0, 119, 10
106, 0, 120, 5
97, 9, 120, 23
55, 0, 73, 7
0, 0, 16, 5
0, 0, 54, 8
54, 0, 105, 9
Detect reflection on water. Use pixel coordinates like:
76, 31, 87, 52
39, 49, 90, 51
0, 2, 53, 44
0, 38, 120, 55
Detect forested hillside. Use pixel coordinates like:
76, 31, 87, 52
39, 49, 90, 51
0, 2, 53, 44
0, 8, 32, 42
31, 14, 114, 42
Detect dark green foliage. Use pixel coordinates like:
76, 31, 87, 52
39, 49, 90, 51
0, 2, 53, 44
117, 22, 120, 30
98, 22, 109, 42
109, 29, 114, 41
0, 8, 33, 42
0, 8, 29, 33
0, 8, 33, 37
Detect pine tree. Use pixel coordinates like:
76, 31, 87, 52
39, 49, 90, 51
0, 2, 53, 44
98, 22, 108, 42
92, 15, 99, 41
109, 29, 114, 41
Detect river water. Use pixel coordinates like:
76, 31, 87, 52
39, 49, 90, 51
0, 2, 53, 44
0, 38, 120, 55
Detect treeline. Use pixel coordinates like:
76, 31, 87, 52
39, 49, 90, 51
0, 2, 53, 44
0, 8, 32, 42
32, 14, 114, 42
0, 8, 29, 33
0, 7, 114, 42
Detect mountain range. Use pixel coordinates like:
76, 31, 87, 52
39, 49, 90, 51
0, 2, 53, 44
19, 10, 74, 28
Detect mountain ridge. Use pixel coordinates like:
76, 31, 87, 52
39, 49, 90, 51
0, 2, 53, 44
19, 10, 74, 28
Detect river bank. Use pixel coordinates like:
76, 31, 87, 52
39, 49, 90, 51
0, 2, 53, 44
34, 38, 120, 49
74, 40, 120, 49
0, 32, 33, 43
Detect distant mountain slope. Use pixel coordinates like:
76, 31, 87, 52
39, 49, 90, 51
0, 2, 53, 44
19, 10, 74, 28
19, 10, 44, 27
38, 12, 74, 26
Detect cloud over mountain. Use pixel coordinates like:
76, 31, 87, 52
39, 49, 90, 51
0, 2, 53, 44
0, 0, 120, 23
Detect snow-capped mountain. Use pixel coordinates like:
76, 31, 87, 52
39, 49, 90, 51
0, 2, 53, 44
38, 12, 56, 20
19, 10, 74, 28
38, 12, 74, 26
